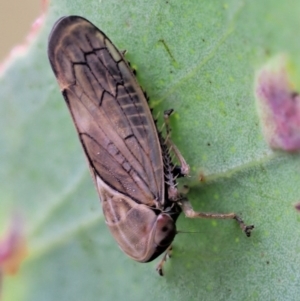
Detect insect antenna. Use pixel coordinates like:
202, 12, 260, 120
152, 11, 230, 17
176, 230, 202, 234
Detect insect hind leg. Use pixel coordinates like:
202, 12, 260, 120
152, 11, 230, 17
179, 197, 254, 237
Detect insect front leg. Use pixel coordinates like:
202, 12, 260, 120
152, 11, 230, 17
156, 245, 173, 276
163, 109, 190, 177
178, 197, 254, 237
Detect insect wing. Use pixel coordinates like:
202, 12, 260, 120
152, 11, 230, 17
48, 16, 164, 206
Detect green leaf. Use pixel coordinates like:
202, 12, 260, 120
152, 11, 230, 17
1, 1, 300, 300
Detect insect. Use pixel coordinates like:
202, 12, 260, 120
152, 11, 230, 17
48, 16, 254, 275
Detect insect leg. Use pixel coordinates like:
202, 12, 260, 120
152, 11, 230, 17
168, 141, 190, 177
156, 245, 173, 276
163, 109, 190, 177
178, 197, 254, 237
163, 108, 174, 136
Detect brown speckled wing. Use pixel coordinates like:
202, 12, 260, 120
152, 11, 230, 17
48, 16, 164, 206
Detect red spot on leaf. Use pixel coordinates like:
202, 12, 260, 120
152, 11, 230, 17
294, 202, 300, 212
0, 214, 27, 276
256, 57, 300, 152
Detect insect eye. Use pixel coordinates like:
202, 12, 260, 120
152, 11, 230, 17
154, 214, 176, 247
